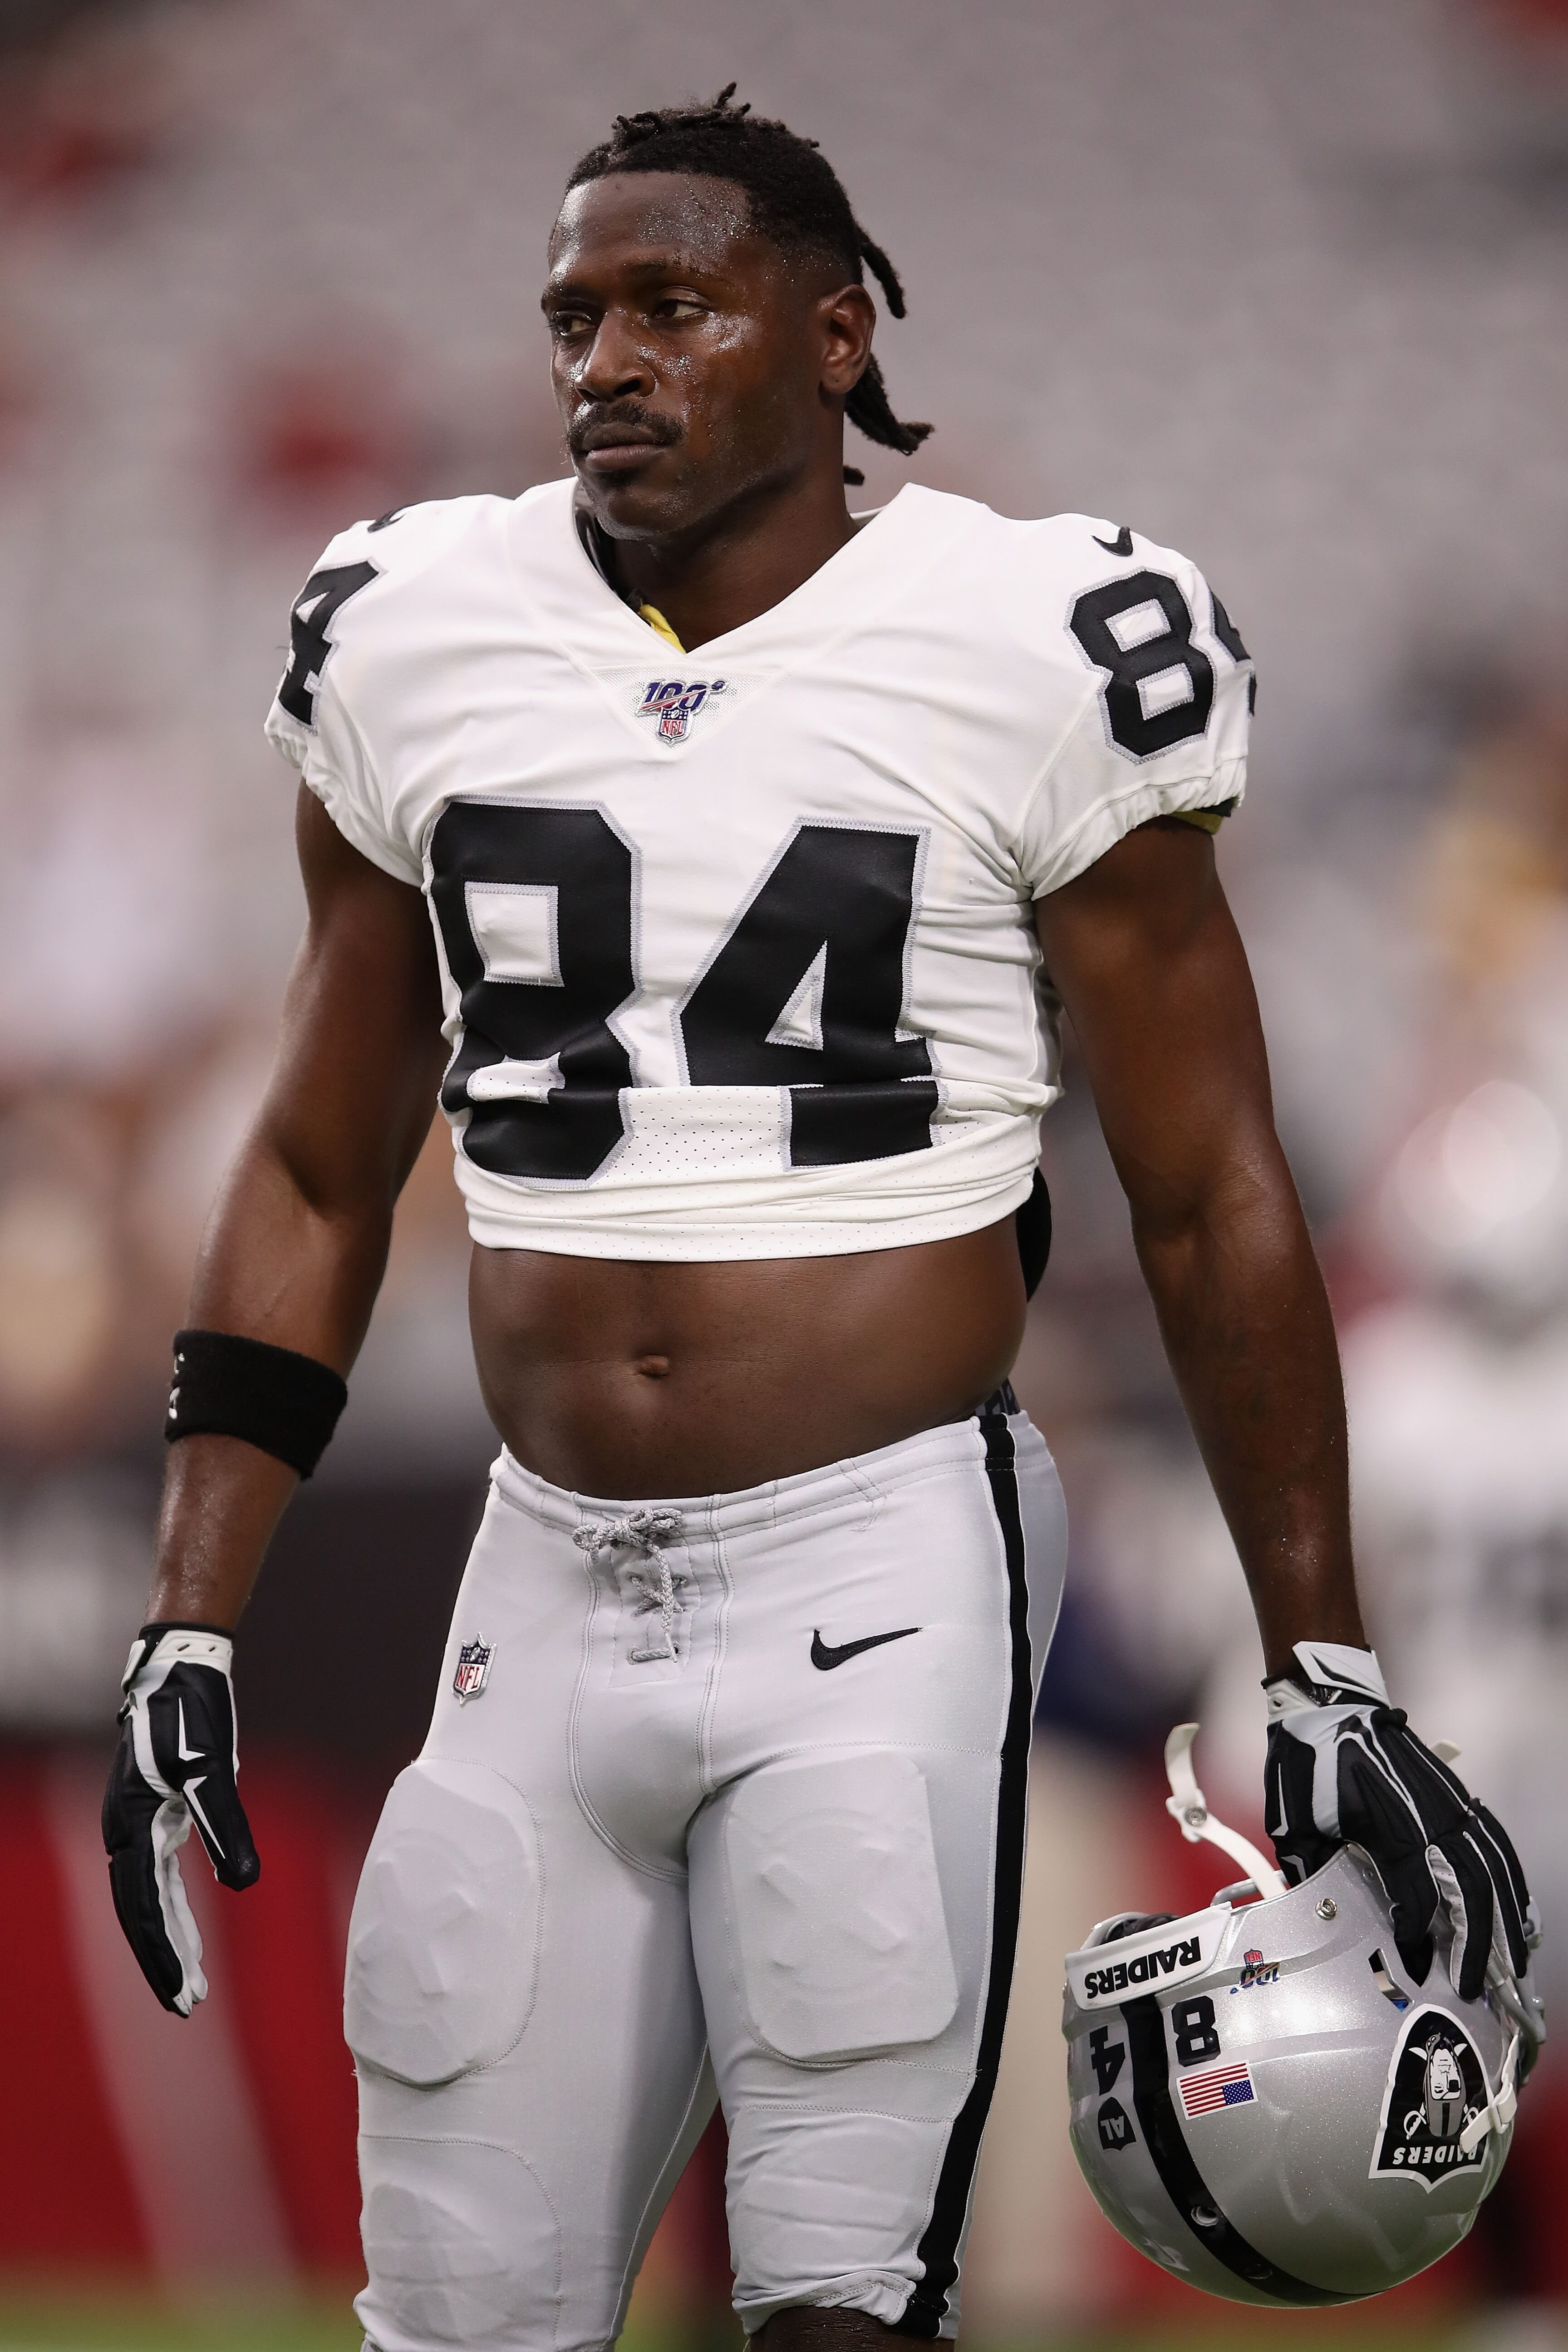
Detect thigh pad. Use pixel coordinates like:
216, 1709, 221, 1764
346, 1759, 541, 2087
722, 1750, 959, 2065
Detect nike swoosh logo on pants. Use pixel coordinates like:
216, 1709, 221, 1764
810, 1627, 921, 1671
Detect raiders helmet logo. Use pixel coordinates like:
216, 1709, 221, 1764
1423, 2043, 1466, 2140
1370, 2006, 1490, 2189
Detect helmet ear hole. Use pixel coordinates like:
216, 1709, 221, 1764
1094, 1910, 1178, 1946
1190, 2204, 1224, 2231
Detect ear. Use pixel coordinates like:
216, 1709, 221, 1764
818, 282, 877, 398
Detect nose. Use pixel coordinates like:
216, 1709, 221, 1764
574, 309, 656, 404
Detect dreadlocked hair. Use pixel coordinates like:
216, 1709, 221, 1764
566, 85, 932, 487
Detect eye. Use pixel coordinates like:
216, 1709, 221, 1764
546, 309, 593, 341
651, 296, 706, 324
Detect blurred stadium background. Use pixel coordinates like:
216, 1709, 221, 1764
3, 0, 1568, 2344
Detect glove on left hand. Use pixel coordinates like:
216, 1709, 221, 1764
101, 1624, 260, 2016
1264, 1640, 1542, 2047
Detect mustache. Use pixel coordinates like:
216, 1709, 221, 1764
567, 400, 681, 459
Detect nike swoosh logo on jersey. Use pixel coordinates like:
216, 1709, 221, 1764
1093, 525, 1134, 556
811, 1626, 921, 1670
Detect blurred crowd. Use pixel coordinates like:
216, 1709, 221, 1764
2, 0, 1568, 2336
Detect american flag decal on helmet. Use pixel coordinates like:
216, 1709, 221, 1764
453, 1636, 494, 1702
1179, 2060, 1255, 2117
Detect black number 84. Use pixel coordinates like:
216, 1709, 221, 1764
429, 804, 937, 1184
1069, 568, 1250, 761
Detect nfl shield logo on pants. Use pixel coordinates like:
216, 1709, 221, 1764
454, 1636, 494, 1702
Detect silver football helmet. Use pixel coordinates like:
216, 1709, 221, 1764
1063, 1726, 1526, 2306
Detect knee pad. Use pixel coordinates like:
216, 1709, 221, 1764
347, 1759, 541, 2086
357, 2135, 558, 2348
721, 1749, 959, 2063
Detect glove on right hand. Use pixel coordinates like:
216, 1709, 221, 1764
1263, 1641, 1542, 2058
101, 1624, 260, 2016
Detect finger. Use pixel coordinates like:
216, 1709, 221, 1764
1470, 1801, 1532, 1976
184, 1775, 261, 1893
108, 1846, 187, 2012
101, 1727, 149, 1857
1337, 1746, 1439, 1974
106, 1796, 206, 2016
1371, 1718, 1469, 1839
1388, 1720, 1471, 1814
1346, 1830, 1434, 1983
103, 1738, 189, 2013
1429, 1831, 1495, 2003
151, 1803, 208, 2014
1392, 1924, 1437, 1987
1375, 1723, 1534, 1990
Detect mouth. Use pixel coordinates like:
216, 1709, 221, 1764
572, 417, 678, 475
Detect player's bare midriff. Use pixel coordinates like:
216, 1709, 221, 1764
467, 1214, 1027, 1496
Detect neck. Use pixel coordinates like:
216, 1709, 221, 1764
591, 460, 862, 651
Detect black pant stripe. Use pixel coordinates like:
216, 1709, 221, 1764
894, 1401, 1034, 2339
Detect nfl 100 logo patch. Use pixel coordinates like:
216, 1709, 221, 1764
453, 1635, 494, 1702
637, 676, 727, 743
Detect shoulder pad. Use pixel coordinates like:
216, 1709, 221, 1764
272, 497, 504, 733
1019, 510, 1198, 582
305, 492, 500, 582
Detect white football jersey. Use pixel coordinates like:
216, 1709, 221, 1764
265, 480, 1252, 1260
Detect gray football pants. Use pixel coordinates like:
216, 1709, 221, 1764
346, 1394, 1066, 2349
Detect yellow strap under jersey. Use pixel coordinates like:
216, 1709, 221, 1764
639, 603, 684, 653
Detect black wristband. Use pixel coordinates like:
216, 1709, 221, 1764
165, 1330, 347, 1480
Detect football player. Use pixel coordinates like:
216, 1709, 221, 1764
102, 89, 1540, 2349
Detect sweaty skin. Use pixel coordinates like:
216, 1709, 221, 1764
469, 1232, 1025, 1499
544, 172, 878, 648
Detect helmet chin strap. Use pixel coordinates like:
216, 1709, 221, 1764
1459, 2028, 1520, 2155
1165, 1723, 1288, 1902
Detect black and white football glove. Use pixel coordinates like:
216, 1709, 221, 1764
1264, 1641, 1543, 2065
101, 1624, 260, 2016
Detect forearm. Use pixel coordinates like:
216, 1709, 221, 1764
147, 1437, 300, 1629
145, 1134, 397, 1629
1133, 1161, 1364, 1678
191, 1120, 398, 1370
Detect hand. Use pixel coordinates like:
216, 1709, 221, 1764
101, 1624, 260, 2015
1263, 1640, 1544, 2066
